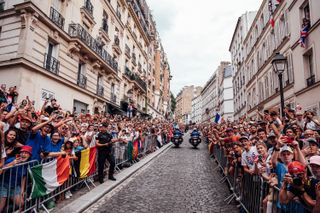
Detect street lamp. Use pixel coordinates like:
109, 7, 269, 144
272, 52, 287, 118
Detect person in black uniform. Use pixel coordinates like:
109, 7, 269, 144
96, 122, 121, 183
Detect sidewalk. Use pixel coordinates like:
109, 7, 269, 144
59, 142, 172, 213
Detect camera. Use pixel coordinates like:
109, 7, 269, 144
292, 174, 303, 186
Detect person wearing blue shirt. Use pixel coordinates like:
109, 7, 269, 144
0, 145, 32, 212
43, 131, 66, 158
173, 128, 183, 137
190, 128, 200, 138
25, 116, 57, 161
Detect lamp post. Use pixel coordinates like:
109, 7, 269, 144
272, 52, 287, 118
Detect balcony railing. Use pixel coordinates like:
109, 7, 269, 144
68, 24, 118, 73
97, 85, 104, 96
132, 53, 137, 65
125, 45, 131, 57
127, 0, 150, 38
124, 67, 147, 92
44, 54, 60, 75
77, 73, 87, 88
49, 7, 65, 29
306, 75, 315, 87
83, 0, 93, 16
114, 36, 120, 46
111, 94, 117, 103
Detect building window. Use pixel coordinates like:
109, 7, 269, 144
0, 0, 5, 12
102, 11, 108, 33
304, 49, 315, 87
44, 42, 59, 74
303, 3, 310, 20
77, 62, 87, 88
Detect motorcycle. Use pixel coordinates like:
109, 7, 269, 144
189, 135, 201, 148
171, 134, 183, 147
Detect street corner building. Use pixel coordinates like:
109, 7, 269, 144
0, 0, 172, 118
229, 0, 320, 120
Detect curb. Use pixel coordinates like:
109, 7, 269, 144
60, 143, 173, 213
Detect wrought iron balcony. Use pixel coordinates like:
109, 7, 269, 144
49, 7, 65, 29
97, 84, 104, 96
125, 45, 131, 58
111, 94, 117, 103
306, 75, 315, 87
132, 53, 137, 65
83, 0, 93, 16
68, 24, 118, 73
124, 67, 146, 92
44, 54, 60, 75
114, 36, 120, 46
77, 73, 87, 88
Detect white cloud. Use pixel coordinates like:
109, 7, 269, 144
146, 0, 262, 95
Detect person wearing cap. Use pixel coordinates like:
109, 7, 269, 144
240, 135, 258, 175
14, 116, 32, 145
280, 161, 316, 209
0, 145, 32, 211
96, 123, 122, 183
303, 138, 320, 163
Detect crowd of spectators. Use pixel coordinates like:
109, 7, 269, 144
202, 108, 320, 212
0, 84, 173, 212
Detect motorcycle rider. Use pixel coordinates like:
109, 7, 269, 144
173, 127, 183, 137
190, 128, 200, 138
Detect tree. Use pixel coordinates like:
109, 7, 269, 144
170, 92, 176, 113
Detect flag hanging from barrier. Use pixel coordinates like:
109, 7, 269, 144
29, 156, 70, 199
75, 146, 97, 178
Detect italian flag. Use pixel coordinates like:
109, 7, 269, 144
29, 156, 70, 199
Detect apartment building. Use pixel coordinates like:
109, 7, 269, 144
230, 0, 320, 119
175, 85, 202, 124
200, 73, 218, 123
217, 64, 234, 121
191, 94, 202, 124
0, 0, 171, 117
229, 11, 257, 120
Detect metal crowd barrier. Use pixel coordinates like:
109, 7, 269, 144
0, 133, 167, 213
211, 143, 313, 213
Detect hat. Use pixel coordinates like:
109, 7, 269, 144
57, 114, 64, 119
307, 138, 319, 146
280, 145, 293, 154
239, 135, 249, 141
21, 116, 32, 123
288, 161, 305, 174
40, 115, 49, 121
267, 132, 276, 138
226, 128, 234, 132
310, 156, 320, 166
296, 111, 303, 116
20, 145, 32, 155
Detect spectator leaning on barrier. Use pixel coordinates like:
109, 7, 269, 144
0, 145, 32, 212
241, 135, 258, 175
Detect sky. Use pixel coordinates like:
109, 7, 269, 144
146, 0, 262, 95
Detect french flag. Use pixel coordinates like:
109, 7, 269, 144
214, 113, 222, 124
299, 24, 310, 48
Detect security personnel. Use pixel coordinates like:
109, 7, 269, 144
96, 122, 121, 183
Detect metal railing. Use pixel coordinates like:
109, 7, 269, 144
49, 7, 65, 29
124, 67, 146, 91
83, 0, 93, 16
0, 133, 166, 213
111, 94, 117, 103
77, 73, 87, 88
306, 75, 315, 87
44, 53, 60, 74
114, 36, 120, 46
125, 45, 131, 57
211, 142, 313, 213
68, 24, 118, 73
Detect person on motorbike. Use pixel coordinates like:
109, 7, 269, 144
190, 128, 200, 138
173, 128, 183, 137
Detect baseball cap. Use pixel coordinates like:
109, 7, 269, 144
280, 145, 293, 154
309, 156, 320, 166
288, 161, 305, 174
20, 116, 32, 123
239, 135, 249, 141
307, 138, 319, 147
296, 111, 303, 116
20, 145, 32, 155
226, 128, 234, 132
267, 132, 276, 138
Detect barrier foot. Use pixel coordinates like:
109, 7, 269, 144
220, 176, 227, 183
225, 193, 236, 204
84, 180, 91, 191
86, 177, 96, 188
213, 165, 221, 171
41, 204, 50, 213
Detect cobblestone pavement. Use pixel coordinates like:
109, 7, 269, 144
85, 136, 238, 213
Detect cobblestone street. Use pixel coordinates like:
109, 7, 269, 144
85, 137, 238, 213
